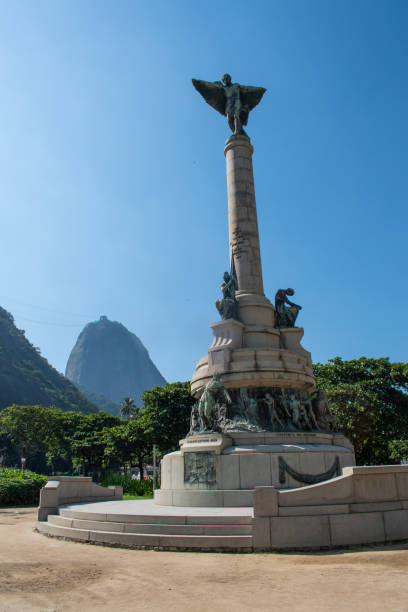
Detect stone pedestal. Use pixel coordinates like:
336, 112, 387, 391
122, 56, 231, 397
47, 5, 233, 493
155, 432, 355, 507
192, 341, 315, 395
209, 319, 245, 352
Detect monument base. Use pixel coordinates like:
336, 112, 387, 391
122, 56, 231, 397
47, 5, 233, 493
155, 431, 355, 507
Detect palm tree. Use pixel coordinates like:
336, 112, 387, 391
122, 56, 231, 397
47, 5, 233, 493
119, 397, 138, 420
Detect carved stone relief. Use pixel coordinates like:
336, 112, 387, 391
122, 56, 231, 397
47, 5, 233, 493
278, 455, 340, 486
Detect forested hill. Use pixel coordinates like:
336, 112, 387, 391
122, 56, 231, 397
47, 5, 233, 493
0, 306, 98, 413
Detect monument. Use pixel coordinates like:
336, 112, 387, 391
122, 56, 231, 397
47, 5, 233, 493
155, 75, 355, 506
37, 74, 408, 552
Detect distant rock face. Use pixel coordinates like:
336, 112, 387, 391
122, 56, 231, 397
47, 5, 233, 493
66, 316, 166, 405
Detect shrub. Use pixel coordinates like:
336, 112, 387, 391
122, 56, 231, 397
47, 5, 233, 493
0, 468, 47, 506
100, 471, 153, 496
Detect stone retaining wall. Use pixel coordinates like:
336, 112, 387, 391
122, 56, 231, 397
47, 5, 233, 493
38, 476, 123, 521
253, 465, 408, 550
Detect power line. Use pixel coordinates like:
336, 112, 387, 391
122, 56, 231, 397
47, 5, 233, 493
12, 314, 84, 328
0, 294, 94, 319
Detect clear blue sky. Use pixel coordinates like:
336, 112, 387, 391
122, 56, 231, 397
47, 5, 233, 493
1, 0, 407, 382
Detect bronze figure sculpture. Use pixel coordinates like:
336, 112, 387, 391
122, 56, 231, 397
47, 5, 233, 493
196, 374, 232, 432
312, 389, 337, 432
192, 74, 266, 135
216, 271, 239, 320
274, 288, 302, 328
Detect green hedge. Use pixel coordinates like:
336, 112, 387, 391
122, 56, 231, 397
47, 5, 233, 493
0, 468, 47, 506
100, 472, 153, 496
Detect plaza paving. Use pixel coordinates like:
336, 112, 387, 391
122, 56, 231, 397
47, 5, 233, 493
2, 507, 408, 611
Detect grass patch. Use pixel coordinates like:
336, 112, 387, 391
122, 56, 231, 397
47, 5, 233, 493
123, 493, 153, 500
100, 471, 154, 497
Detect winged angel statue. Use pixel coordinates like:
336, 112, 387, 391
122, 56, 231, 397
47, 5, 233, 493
192, 74, 266, 136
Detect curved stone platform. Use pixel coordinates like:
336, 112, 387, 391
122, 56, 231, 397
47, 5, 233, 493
37, 499, 253, 552
37, 466, 408, 551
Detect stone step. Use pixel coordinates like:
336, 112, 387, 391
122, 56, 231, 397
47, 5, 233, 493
58, 507, 253, 525
48, 514, 252, 535
37, 521, 253, 551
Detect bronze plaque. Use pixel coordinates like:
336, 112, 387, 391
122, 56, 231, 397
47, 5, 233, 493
184, 452, 216, 489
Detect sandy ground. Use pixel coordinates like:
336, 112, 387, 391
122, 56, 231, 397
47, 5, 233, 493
1, 508, 408, 612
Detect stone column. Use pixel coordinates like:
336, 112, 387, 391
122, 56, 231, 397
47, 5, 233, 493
224, 135, 275, 338
224, 135, 264, 296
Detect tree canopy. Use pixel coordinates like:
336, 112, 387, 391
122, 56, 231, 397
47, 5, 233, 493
0, 382, 193, 475
0, 404, 60, 457
313, 357, 408, 465
119, 397, 139, 420
104, 420, 152, 479
139, 382, 194, 454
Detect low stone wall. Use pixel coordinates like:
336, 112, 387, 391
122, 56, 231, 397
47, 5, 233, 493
253, 465, 408, 550
38, 476, 123, 521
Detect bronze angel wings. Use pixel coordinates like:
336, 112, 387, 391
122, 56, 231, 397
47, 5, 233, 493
192, 78, 266, 127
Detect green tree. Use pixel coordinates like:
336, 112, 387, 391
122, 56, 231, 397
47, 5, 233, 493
313, 357, 408, 465
139, 382, 194, 454
388, 439, 408, 464
46, 411, 86, 473
69, 412, 121, 477
0, 405, 60, 470
0, 432, 20, 468
104, 420, 152, 479
119, 397, 139, 420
